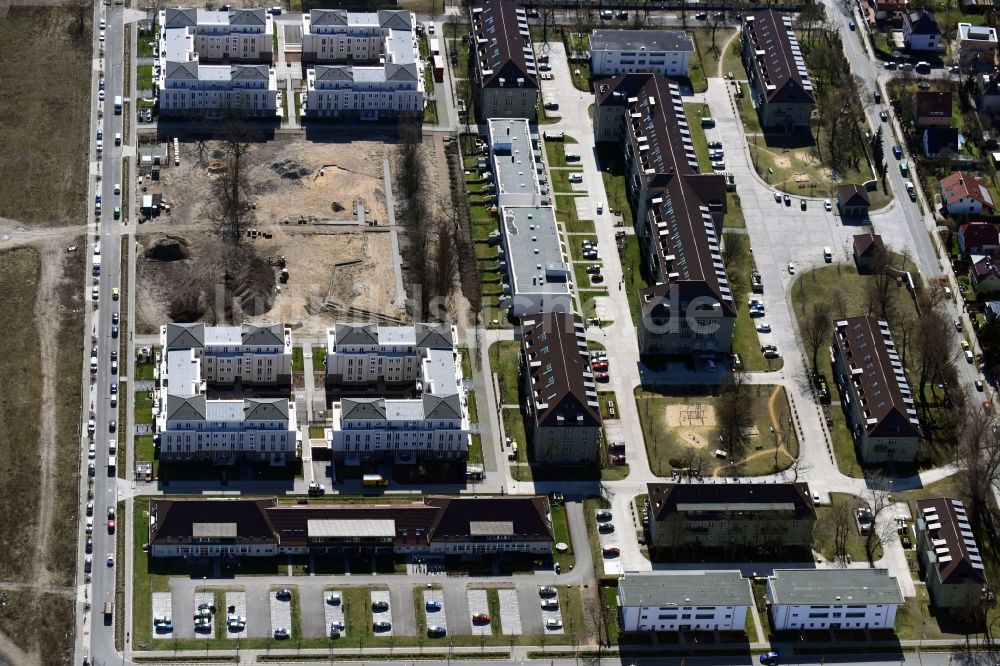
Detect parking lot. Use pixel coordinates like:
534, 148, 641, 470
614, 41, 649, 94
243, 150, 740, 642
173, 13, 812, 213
595, 508, 624, 576
225, 591, 247, 639
467, 589, 491, 636
194, 591, 214, 639
497, 588, 522, 634
423, 589, 447, 637
152, 592, 172, 637
371, 590, 393, 637
539, 587, 564, 634
269, 588, 293, 640
323, 589, 346, 639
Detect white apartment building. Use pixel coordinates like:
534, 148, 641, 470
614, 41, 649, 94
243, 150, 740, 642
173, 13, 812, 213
767, 569, 903, 631
324, 323, 469, 464
161, 322, 292, 386
617, 571, 753, 633
160, 8, 273, 62
589, 30, 694, 78
301, 9, 424, 120
157, 25, 277, 118
158, 394, 298, 465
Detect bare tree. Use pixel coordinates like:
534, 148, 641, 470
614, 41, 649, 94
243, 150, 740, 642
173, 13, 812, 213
722, 232, 747, 271
865, 245, 897, 320
914, 308, 955, 405
209, 125, 257, 278
957, 411, 1000, 528
787, 453, 811, 482
829, 496, 854, 564
801, 301, 832, 375
860, 473, 895, 565
718, 385, 753, 462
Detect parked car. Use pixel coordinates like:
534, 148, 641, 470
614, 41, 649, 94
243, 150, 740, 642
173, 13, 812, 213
783, 194, 791, 206
824, 199, 832, 211
472, 612, 491, 624
426, 599, 442, 611
540, 599, 559, 610
539, 586, 557, 596
879, 110, 888, 122
326, 593, 341, 605
275, 589, 291, 600
756, 322, 772, 333
787, 262, 796, 274
273, 628, 290, 639
602, 545, 620, 557
760, 652, 780, 665
596, 510, 612, 522
545, 618, 563, 629
595, 372, 610, 382
428, 625, 447, 637
598, 522, 615, 533
372, 600, 389, 611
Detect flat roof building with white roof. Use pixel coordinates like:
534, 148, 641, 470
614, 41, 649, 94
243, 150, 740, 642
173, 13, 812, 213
589, 29, 694, 78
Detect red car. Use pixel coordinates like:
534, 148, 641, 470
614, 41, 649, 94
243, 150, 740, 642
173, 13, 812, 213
602, 545, 620, 557
592, 360, 609, 371
610, 454, 626, 465
472, 612, 490, 624
107, 519, 115, 534
595, 372, 610, 382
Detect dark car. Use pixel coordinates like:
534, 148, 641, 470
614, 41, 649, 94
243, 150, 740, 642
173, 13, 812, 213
760, 652, 780, 665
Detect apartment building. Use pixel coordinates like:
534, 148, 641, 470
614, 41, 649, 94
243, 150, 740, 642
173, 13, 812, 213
161, 8, 273, 62
158, 393, 298, 465
161, 322, 292, 386
302, 9, 424, 120
646, 481, 817, 554
832, 317, 922, 463
741, 10, 815, 130
157, 23, 277, 118
916, 498, 988, 608
324, 323, 469, 464
520, 313, 601, 465
766, 569, 903, 631
594, 74, 735, 357
617, 571, 753, 633
589, 30, 694, 78
487, 118, 572, 316
470, 0, 539, 119
149, 495, 554, 558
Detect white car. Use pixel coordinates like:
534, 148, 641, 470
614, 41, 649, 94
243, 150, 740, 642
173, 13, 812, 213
86, 516, 94, 534
545, 618, 563, 629
787, 262, 796, 274
88, 443, 96, 459
107, 553, 114, 567
756, 322, 772, 333
824, 198, 832, 211
114, 183, 120, 195
99, 30, 105, 42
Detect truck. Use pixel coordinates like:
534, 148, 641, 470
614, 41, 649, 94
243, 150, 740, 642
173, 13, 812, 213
429, 38, 441, 56
433, 55, 444, 82
103, 601, 114, 624
114, 96, 122, 115
92, 254, 102, 277
362, 474, 388, 487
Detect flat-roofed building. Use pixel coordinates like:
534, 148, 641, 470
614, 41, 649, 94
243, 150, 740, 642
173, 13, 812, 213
766, 569, 903, 631
520, 313, 601, 465
832, 316, 921, 463
594, 74, 735, 357
589, 29, 694, 78
487, 118, 546, 207
617, 571, 753, 633
741, 10, 815, 130
646, 481, 817, 554
470, 0, 538, 119
916, 498, 988, 608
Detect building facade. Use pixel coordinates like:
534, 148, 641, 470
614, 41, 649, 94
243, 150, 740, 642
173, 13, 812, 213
589, 30, 693, 78
767, 569, 903, 631
470, 0, 538, 119
832, 316, 922, 463
149, 495, 554, 558
324, 324, 470, 464
741, 10, 815, 130
520, 313, 602, 465
646, 481, 817, 554
161, 8, 273, 62
940, 171, 996, 216
302, 9, 424, 120
958, 22, 997, 69
617, 571, 753, 633
915, 498, 988, 608
161, 323, 292, 386
959, 222, 1000, 257
904, 10, 942, 51
595, 74, 735, 358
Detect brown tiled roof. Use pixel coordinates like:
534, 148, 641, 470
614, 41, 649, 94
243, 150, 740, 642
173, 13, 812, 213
913, 91, 953, 122
959, 222, 1000, 251
425, 496, 554, 543
853, 233, 885, 258
838, 184, 871, 207
916, 498, 988, 585
647, 482, 816, 522
743, 10, 815, 104
972, 255, 1000, 283
150, 498, 278, 546
519, 312, 601, 430
834, 316, 921, 439
941, 171, 996, 211
471, 0, 537, 90
265, 502, 437, 549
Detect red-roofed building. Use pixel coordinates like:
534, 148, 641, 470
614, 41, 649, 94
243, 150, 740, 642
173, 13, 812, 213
940, 171, 996, 215
971, 255, 1000, 294
874, 0, 908, 18
912, 91, 953, 127
958, 222, 1000, 257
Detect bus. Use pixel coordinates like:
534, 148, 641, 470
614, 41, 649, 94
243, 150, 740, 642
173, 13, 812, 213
362, 474, 388, 487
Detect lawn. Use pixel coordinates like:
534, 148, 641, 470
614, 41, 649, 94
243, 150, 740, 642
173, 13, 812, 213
620, 234, 647, 327
720, 35, 748, 81
596, 143, 633, 228
549, 169, 585, 196
685, 102, 714, 170
812, 493, 884, 564
635, 384, 798, 477
137, 64, 153, 90
569, 61, 591, 92
135, 390, 153, 425
544, 138, 583, 170
138, 22, 158, 57
724, 231, 783, 372
550, 503, 576, 572
488, 341, 520, 402
0, 6, 91, 226
555, 195, 594, 234
292, 347, 303, 373
312, 346, 326, 373
536, 96, 560, 125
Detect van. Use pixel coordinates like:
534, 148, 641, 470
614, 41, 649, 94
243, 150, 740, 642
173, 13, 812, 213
824, 247, 832, 262
362, 474, 388, 487
915, 61, 930, 72
966, 349, 975, 364
596, 201, 603, 214
874, 90, 881, 103
714, 449, 728, 459
700, 117, 716, 128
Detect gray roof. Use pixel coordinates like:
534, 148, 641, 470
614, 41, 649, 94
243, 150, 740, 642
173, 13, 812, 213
244, 398, 289, 421
165, 323, 205, 349
230, 8, 266, 26
242, 323, 284, 346
422, 393, 463, 420
501, 206, 570, 297
618, 571, 753, 608
334, 323, 379, 346
167, 394, 207, 421
164, 7, 198, 28
378, 9, 412, 30
341, 397, 387, 420
767, 569, 903, 606
414, 323, 455, 349
590, 30, 694, 54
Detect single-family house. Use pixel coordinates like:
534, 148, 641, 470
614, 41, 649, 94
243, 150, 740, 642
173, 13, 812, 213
837, 184, 872, 217
915, 498, 988, 609
874, 0, 908, 19
977, 74, 1000, 113
958, 222, 1000, 257
923, 127, 963, 158
912, 91, 953, 127
903, 10, 942, 51
940, 171, 996, 215
971, 255, 1000, 294
853, 233, 886, 273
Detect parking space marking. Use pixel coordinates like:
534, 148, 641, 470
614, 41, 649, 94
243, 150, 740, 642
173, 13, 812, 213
497, 589, 521, 635
269, 589, 292, 640
423, 589, 447, 638
194, 591, 214, 639
323, 589, 346, 639
595, 509, 624, 576
539, 587, 564, 635
225, 591, 247, 639
371, 590, 393, 637
152, 592, 172, 637
467, 589, 491, 636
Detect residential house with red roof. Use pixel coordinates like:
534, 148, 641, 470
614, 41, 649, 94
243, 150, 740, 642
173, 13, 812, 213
940, 171, 996, 215
915, 498, 988, 608
874, 0, 908, 19
971, 255, 1000, 294
958, 222, 1000, 257
912, 91, 952, 128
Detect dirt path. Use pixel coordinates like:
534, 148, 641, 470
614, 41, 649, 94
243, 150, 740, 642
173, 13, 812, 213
717, 29, 740, 79
711, 386, 794, 475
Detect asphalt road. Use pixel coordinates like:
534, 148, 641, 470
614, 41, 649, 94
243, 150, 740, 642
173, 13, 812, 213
79, 1, 127, 665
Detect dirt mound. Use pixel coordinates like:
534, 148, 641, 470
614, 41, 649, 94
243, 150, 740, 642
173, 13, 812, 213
230, 253, 276, 315
145, 237, 191, 262
168, 281, 207, 322
331, 201, 345, 213
271, 159, 312, 180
